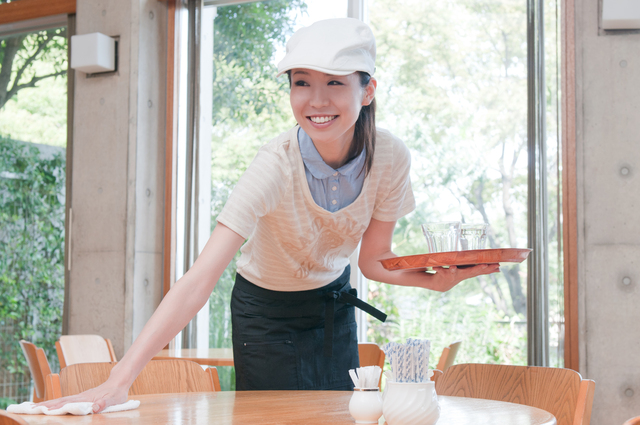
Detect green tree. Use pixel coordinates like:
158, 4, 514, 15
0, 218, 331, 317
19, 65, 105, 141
0, 28, 67, 110
212, 0, 306, 126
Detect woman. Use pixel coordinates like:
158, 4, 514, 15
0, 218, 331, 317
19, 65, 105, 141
45, 17, 499, 411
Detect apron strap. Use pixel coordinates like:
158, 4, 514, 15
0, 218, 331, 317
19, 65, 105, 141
323, 288, 387, 357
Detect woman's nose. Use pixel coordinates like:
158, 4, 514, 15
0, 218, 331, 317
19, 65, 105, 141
309, 88, 330, 108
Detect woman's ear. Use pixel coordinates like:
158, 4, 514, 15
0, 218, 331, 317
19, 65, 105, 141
362, 77, 377, 106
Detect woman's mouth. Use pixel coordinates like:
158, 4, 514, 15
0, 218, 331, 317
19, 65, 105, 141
308, 115, 337, 124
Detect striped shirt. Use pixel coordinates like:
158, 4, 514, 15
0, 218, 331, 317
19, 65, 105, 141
217, 125, 415, 291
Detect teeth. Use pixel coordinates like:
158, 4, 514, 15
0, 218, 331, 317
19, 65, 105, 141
310, 116, 336, 124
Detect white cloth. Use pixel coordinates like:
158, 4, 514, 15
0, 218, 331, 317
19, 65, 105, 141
217, 126, 415, 291
7, 400, 140, 415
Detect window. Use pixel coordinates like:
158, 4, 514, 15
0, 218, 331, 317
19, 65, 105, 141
0, 17, 69, 405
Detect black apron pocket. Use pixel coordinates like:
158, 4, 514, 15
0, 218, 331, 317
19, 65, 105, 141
236, 337, 298, 390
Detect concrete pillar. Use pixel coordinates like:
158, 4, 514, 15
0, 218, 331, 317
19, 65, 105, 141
68, 0, 166, 358
576, 1, 640, 424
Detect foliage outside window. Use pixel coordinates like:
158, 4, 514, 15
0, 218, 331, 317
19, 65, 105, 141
0, 137, 65, 407
0, 27, 67, 407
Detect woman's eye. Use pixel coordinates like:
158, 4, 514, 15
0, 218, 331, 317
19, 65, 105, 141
294, 80, 308, 87
328, 80, 343, 86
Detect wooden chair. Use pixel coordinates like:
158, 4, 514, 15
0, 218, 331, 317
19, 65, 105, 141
0, 410, 29, 425
623, 416, 640, 425
19, 340, 54, 402
436, 340, 462, 372
435, 363, 596, 425
55, 334, 117, 369
358, 342, 385, 388
46, 360, 220, 398
430, 368, 443, 384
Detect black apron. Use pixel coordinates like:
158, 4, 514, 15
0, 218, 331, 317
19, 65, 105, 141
231, 265, 387, 391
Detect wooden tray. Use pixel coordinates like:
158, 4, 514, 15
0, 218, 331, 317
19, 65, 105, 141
380, 248, 532, 272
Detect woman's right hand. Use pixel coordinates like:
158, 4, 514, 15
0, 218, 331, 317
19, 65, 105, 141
37, 377, 130, 413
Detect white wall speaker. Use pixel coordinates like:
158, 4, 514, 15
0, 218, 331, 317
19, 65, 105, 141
70, 32, 116, 74
602, 0, 640, 30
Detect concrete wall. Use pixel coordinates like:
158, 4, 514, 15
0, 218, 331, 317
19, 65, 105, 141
68, 0, 166, 358
575, 2, 640, 424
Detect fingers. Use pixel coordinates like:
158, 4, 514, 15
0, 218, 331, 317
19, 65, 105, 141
433, 263, 500, 275
35, 388, 116, 413
93, 399, 107, 413
38, 395, 84, 410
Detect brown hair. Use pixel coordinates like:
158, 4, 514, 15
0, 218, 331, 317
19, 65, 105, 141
352, 72, 376, 176
287, 71, 376, 176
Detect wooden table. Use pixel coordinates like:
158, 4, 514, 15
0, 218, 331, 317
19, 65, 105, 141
16, 391, 556, 424
152, 347, 234, 366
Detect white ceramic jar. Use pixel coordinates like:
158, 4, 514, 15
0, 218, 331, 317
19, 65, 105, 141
349, 388, 383, 424
382, 381, 440, 425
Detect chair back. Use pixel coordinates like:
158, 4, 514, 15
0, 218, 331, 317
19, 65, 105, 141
19, 340, 53, 402
436, 340, 462, 371
55, 335, 117, 368
435, 363, 595, 425
431, 369, 443, 384
623, 416, 640, 425
358, 342, 385, 388
0, 410, 29, 425
358, 342, 385, 369
53, 360, 219, 396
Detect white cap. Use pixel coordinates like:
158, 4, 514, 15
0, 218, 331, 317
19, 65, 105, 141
277, 18, 376, 77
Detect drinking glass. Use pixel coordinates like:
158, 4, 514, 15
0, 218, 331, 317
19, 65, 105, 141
421, 222, 461, 253
460, 223, 489, 250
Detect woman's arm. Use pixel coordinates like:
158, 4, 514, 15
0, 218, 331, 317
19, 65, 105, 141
358, 218, 499, 292
42, 223, 245, 412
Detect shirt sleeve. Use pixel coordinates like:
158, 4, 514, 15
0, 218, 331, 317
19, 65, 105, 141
371, 136, 416, 222
216, 143, 291, 239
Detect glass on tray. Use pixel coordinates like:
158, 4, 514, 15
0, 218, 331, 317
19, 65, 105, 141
422, 221, 489, 252
421, 222, 461, 253
460, 223, 489, 250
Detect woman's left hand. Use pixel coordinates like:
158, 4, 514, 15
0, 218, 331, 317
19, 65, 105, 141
416, 263, 500, 292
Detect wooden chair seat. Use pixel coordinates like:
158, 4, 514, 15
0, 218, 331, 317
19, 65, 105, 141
435, 363, 595, 425
46, 359, 220, 399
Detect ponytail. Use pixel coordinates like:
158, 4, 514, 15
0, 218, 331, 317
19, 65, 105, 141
350, 72, 376, 177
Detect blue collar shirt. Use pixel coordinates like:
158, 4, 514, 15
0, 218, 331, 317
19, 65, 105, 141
298, 127, 366, 213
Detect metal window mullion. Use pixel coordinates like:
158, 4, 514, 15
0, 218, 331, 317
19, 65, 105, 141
527, 0, 550, 367
181, 0, 203, 349
62, 13, 76, 336
347, 0, 369, 342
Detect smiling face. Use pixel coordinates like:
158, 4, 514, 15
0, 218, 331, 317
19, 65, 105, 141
289, 69, 376, 167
